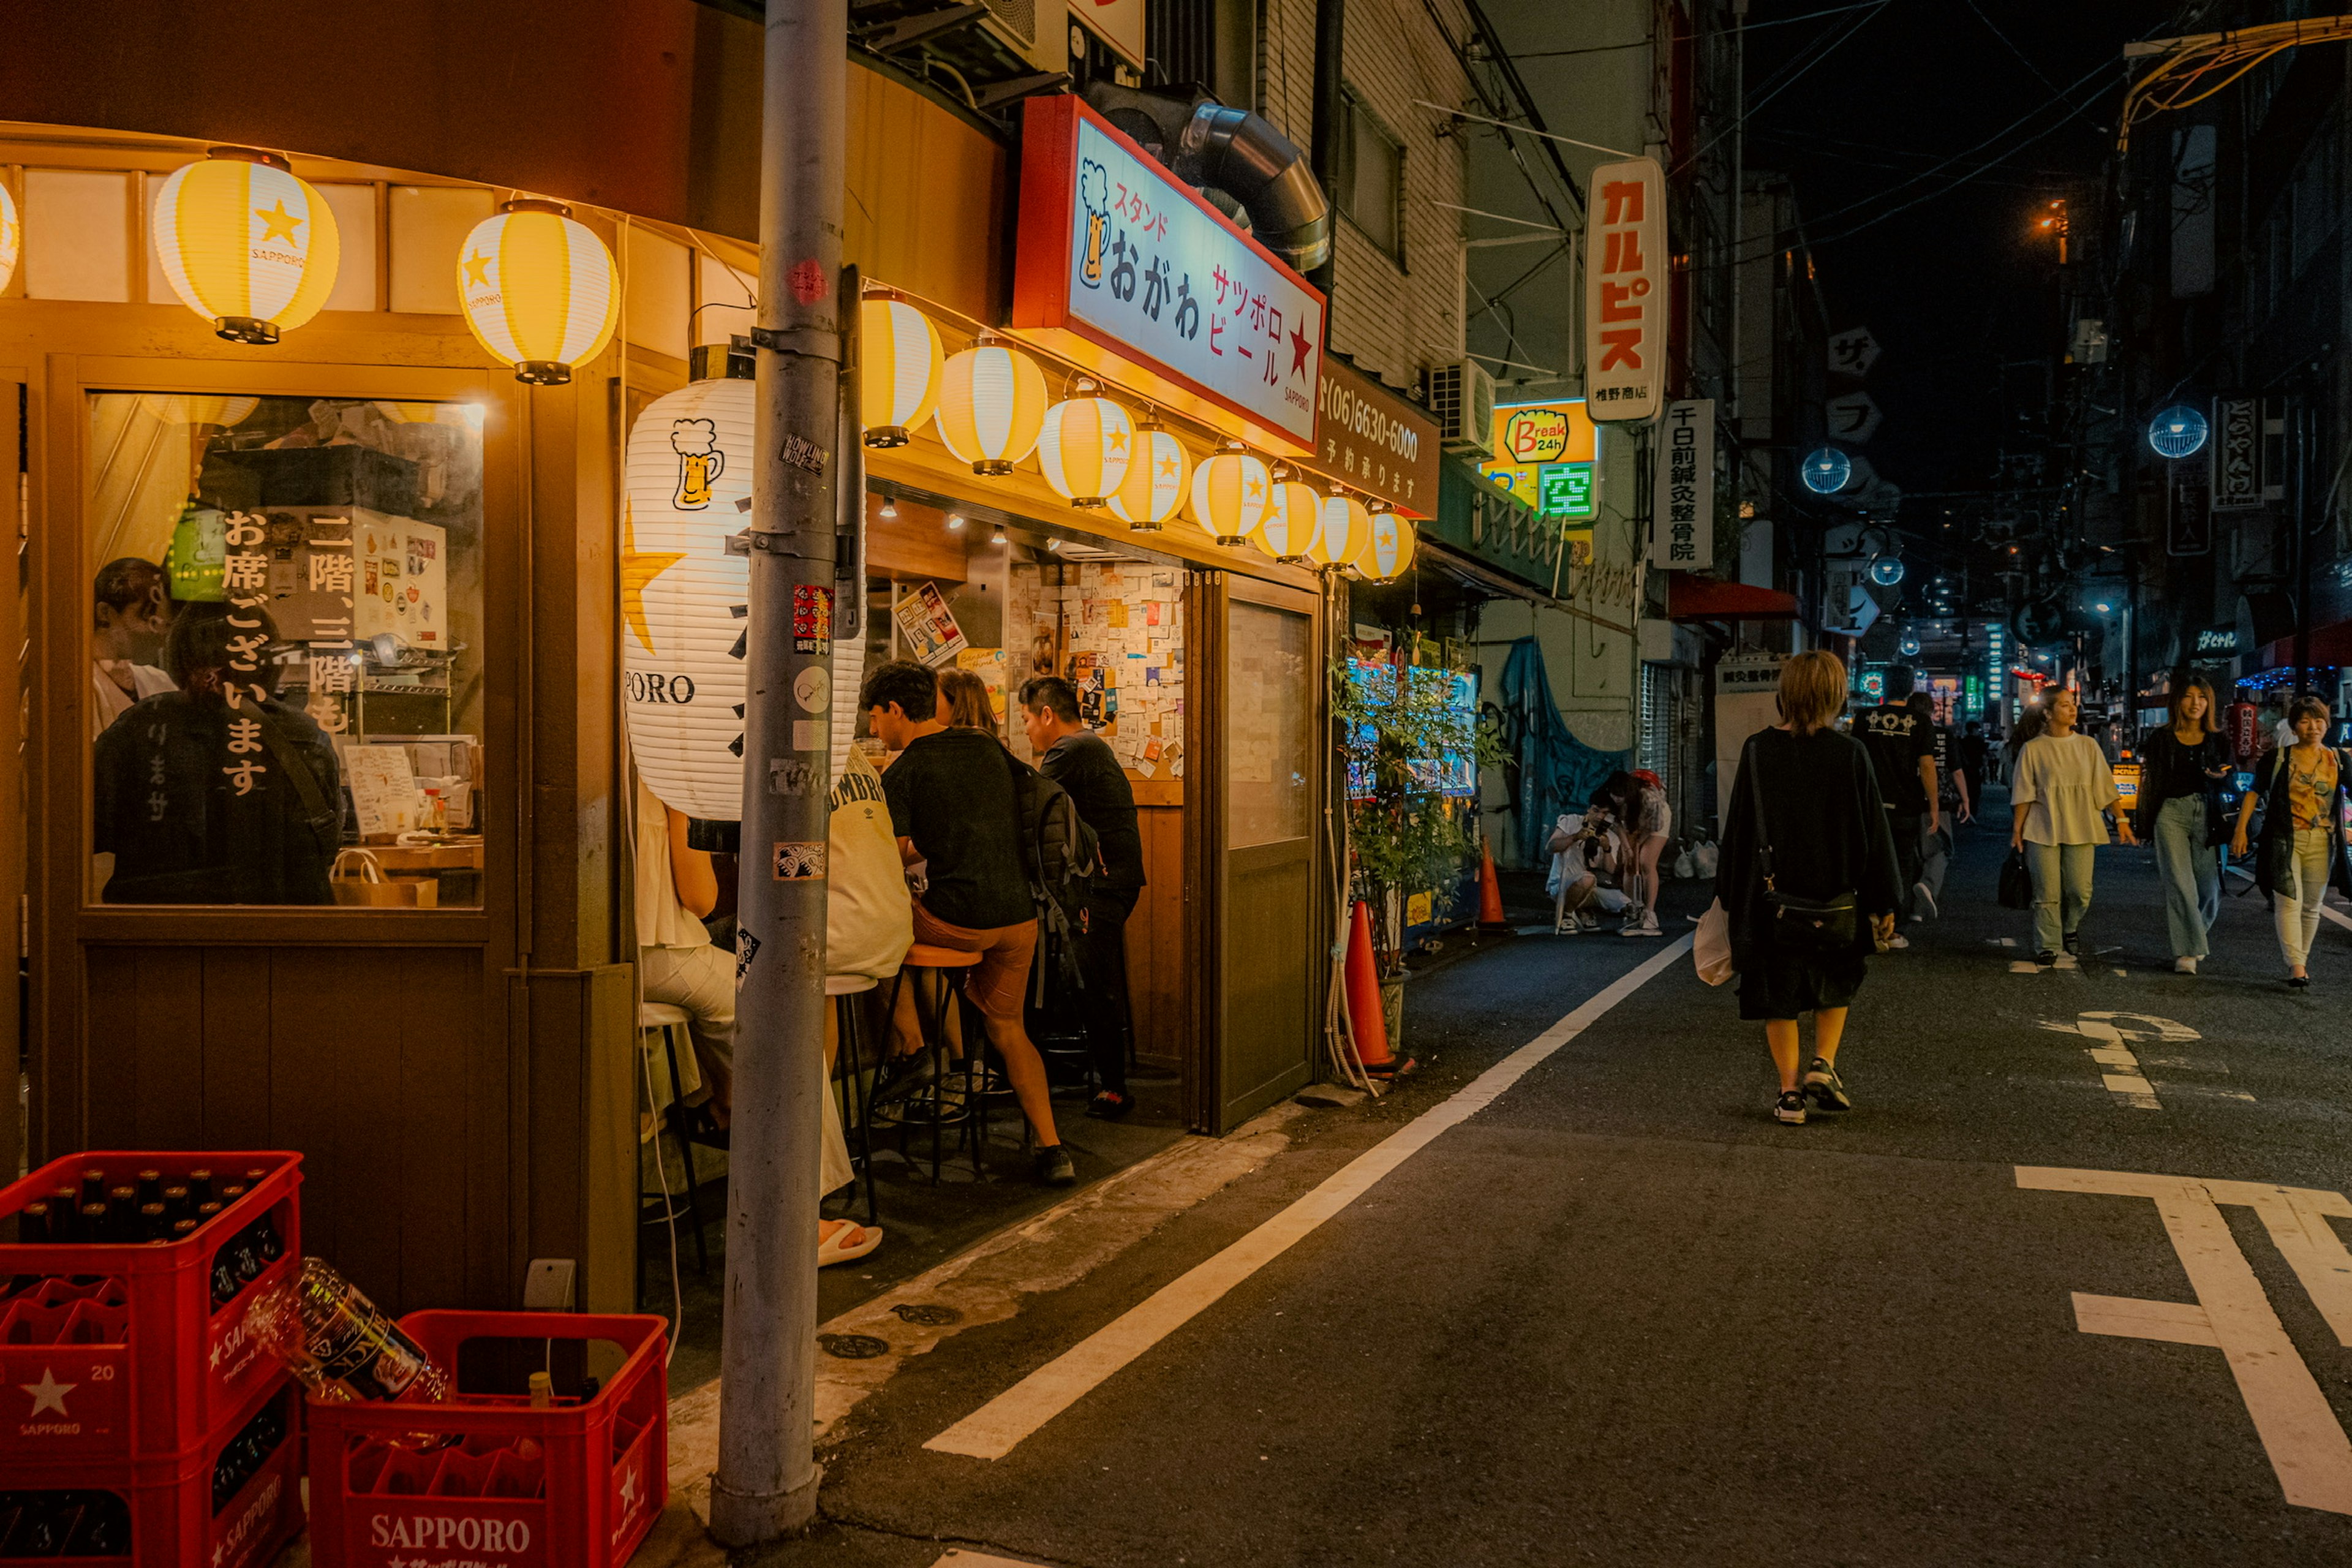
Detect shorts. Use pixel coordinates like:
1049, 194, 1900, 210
910, 899, 1038, 1020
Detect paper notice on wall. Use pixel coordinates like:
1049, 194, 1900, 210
956, 646, 1010, 722
894, 581, 968, 667
345, 742, 421, 839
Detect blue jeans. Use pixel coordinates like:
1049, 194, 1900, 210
2151, 795, 2219, 959
2027, 841, 2095, 955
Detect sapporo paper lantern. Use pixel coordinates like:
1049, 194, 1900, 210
934, 332, 1048, 475
1109, 421, 1189, 532
1254, 475, 1323, 563
1311, 494, 1373, 571
1354, 508, 1419, 581
1036, 380, 1134, 508
151, 149, 341, 345
860, 296, 943, 447
457, 200, 619, 386
621, 376, 756, 820
0, 183, 18, 295
1189, 443, 1271, 546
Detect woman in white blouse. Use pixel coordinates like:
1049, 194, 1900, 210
2009, 687, 2136, 963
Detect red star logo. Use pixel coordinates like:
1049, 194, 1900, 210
1288, 322, 1314, 379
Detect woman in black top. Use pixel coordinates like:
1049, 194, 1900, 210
2133, 674, 2232, 973
1714, 650, 1903, 1126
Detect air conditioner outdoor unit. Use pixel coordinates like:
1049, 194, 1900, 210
976, 0, 1066, 74
1428, 358, 1497, 456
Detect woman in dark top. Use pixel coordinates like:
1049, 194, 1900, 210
1714, 650, 1902, 1126
2133, 674, 2232, 973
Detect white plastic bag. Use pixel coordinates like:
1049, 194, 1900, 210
1671, 845, 1697, 880
1694, 897, 1735, 986
1692, 839, 1721, 878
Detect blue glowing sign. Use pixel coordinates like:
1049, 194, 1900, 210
1801, 447, 1852, 494
2147, 404, 2209, 460
1869, 556, 1905, 587
1898, 635, 1922, 657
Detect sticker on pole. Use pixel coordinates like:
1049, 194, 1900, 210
793, 584, 834, 655
772, 842, 827, 881
734, 929, 761, 981
794, 665, 832, 714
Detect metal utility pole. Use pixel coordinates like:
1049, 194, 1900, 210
710, 0, 845, 1543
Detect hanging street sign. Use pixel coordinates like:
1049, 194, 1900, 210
1013, 94, 1325, 452
2212, 398, 2260, 510
1651, 399, 1714, 569
1583, 157, 1665, 423
1825, 390, 1882, 443
1826, 326, 1879, 379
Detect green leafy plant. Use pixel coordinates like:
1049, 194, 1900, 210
1333, 656, 1509, 972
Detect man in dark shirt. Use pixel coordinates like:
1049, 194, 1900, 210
1954, 720, 1991, 801
1853, 666, 1940, 935
862, 660, 1072, 1186
1020, 674, 1145, 1118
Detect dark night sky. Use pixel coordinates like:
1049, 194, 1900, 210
1741, 1, 2157, 494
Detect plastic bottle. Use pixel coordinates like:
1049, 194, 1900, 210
247, 1256, 452, 1407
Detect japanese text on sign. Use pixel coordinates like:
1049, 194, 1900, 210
1650, 400, 1714, 570
1584, 158, 1664, 423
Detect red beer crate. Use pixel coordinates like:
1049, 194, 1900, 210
306, 1311, 668, 1568
0, 1374, 304, 1568
0, 1152, 302, 1465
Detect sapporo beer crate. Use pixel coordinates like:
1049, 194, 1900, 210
0, 1368, 304, 1568
0, 1151, 303, 1466
307, 1312, 671, 1568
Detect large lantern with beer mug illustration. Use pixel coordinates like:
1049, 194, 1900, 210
1352, 506, 1417, 581
1254, 471, 1323, 564
935, 331, 1049, 475
1036, 380, 1134, 508
1109, 421, 1189, 532
621, 376, 757, 820
1189, 442, 1271, 546
456, 199, 619, 386
1310, 493, 1373, 573
860, 295, 943, 448
151, 148, 342, 344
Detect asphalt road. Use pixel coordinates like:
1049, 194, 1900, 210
760, 811, 2352, 1567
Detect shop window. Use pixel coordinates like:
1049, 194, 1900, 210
86, 393, 487, 908
1227, 601, 1309, 845
24, 169, 132, 303
1006, 548, 1188, 777
1336, 88, 1405, 264
318, 185, 381, 312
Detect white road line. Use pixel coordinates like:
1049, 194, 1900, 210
2321, 897, 2352, 933
924, 937, 1695, 1461
2020, 1167, 2352, 1514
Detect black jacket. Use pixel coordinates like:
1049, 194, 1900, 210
1715, 726, 1904, 971
2133, 725, 2231, 844
2248, 745, 2352, 901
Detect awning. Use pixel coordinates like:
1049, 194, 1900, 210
1667, 574, 1799, 622
2251, 617, 2352, 671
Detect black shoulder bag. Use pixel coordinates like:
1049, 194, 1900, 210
252, 710, 344, 861
1747, 737, 1860, 956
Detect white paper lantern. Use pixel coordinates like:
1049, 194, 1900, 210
1354, 508, 1418, 581
1254, 475, 1323, 562
935, 333, 1048, 475
622, 377, 756, 820
1311, 494, 1373, 571
1108, 421, 1189, 531
859, 296, 943, 447
1036, 381, 1134, 508
1189, 443, 1270, 546
152, 149, 341, 344
0, 183, 18, 296
456, 200, 618, 385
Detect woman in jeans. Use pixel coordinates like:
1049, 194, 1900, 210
1714, 650, 1901, 1126
2134, 675, 2231, 973
2010, 687, 2135, 963
2231, 695, 2352, 987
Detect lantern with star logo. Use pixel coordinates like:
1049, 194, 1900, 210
151, 148, 341, 344
1254, 473, 1323, 564
620, 375, 755, 819
860, 295, 943, 447
1036, 380, 1134, 508
1310, 494, 1373, 573
1108, 421, 1189, 532
934, 332, 1048, 475
1352, 507, 1418, 581
1188, 442, 1271, 546
456, 200, 619, 386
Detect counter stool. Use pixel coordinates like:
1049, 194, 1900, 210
827, 972, 880, 1225
878, 943, 989, 1183
638, 1001, 710, 1281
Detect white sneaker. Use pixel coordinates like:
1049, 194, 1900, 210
1884, 932, 1910, 949
2174, 956, 2199, 974
1913, 880, 1939, 919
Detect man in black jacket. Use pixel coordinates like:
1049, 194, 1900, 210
1020, 675, 1146, 1118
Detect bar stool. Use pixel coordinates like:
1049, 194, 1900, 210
876, 943, 988, 1183
826, 972, 880, 1225
637, 1002, 710, 1281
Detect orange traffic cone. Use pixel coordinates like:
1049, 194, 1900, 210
1343, 900, 1395, 1076
1476, 839, 1508, 931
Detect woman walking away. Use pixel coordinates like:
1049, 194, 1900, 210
2010, 687, 2135, 965
2136, 674, 2232, 973
2231, 695, 2352, 988
1714, 650, 1902, 1126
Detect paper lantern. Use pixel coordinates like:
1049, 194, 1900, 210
456, 200, 618, 386
0, 183, 17, 296
1188, 443, 1271, 546
1354, 508, 1417, 581
1036, 381, 1134, 508
1254, 475, 1323, 563
860, 296, 943, 447
621, 377, 756, 820
934, 332, 1048, 475
161, 396, 260, 428
1108, 422, 1189, 532
151, 149, 341, 345
1311, 494, 1373, 571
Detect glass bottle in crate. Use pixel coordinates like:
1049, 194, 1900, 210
249, 1256, 453, 1407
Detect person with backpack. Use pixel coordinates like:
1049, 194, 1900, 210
1020, 675, 1145, 1119
1853, 666, 1939, 941
1713, 650, 1902, 1126
862, 659, 1078, 1185
2230, 694, 2352, 988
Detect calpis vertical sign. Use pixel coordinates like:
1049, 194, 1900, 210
1585, 157, 1665, 423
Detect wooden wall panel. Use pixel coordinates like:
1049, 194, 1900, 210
1125, 805, 1187, 1068
129, 949, 204, 1150
198, 949, 273, 1150
80, 949, 142, 1147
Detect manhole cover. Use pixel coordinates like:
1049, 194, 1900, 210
816, 1333, 890, 1360
892, 1303, 962, 1327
